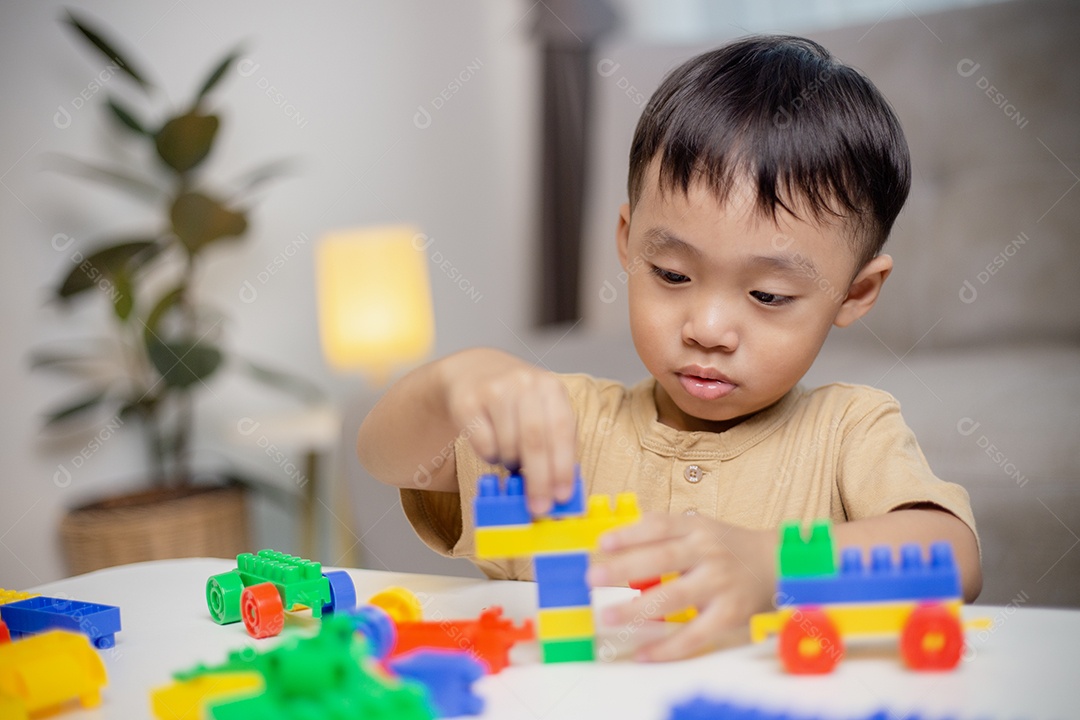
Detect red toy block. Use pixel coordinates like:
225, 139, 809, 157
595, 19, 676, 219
0, 619, 9, 644
389, 606, 534, 673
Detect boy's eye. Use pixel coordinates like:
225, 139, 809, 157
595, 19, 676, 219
650, 266, 689, 284
750, 290, 793, 306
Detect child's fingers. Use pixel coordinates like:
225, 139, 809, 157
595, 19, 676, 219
486, 385, 522, 470
519, 389, 554, 513
598, 512, 688, 553
588, 537, 698, 589
598, 576, 696, 627
633, 601, 734, 662
544, 383, 577, 503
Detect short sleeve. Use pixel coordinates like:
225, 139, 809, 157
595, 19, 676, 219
837, 393, 979, 551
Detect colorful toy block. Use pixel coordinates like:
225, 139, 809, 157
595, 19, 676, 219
473, 470, 644, 666
475, 492, 640, 558
151, 673, 264, 720
751, 520, 987, 673
344, 605, 398, 660
0, 620, 8, 644
0, 595, 121, 649
534, 553, 591, 608
170, 615, 434, 720
475, 470, 586, 528
0, 629, 107, 717
0, 589, 38, 606
369, 586, 424, 622
390, 606, 534, 673
389, 649, 486, 717
205, 549, 356, 639
668, 695, 954, 720
537, 606, 594, 640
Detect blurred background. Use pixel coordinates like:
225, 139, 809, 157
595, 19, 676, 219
2, 0, 1077, 611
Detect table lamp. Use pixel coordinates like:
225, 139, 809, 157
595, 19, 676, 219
313, 225, 436, 563
316, 225, 435, 383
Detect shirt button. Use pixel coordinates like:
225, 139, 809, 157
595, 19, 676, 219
683, 465, 703, 483
684, 507, 698, 516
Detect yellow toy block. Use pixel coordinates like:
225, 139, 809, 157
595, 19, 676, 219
0, 589, 37, 606
0, 629, 107, 716
475, 493, 640, 559
537, 606, 594, 640
368, 587, 424, 622
751, 599, 964, 642
151, 672, 264, 720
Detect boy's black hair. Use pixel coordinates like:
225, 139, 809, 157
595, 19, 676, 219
628, 35, 911, 269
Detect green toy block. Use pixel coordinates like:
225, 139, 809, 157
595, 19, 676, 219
777, 520, 836, 578
540, 637, 595, 663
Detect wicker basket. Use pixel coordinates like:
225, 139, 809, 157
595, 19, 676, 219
60, 484, 250, 576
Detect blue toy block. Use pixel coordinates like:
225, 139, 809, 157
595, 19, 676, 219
668, 695, 939, 720
474, 468, 586, 528
535, 553, 591, 608
389, 648, 486, 717
778, 542, 961, 606
547, 467, 585, 519
0, 595, 121, 649
475, 473, 531, 527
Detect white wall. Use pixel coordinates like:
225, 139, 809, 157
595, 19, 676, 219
0, 0, 540, 586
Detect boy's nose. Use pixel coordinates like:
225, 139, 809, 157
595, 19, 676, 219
683, 304, 739, 351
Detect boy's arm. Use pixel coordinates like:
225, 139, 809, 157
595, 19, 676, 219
831, 506, 982, 602
357, 347, 578, 510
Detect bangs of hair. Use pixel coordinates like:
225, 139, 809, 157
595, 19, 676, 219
628, 36, 911, 268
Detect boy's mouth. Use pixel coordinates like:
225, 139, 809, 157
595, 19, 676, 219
677, 367, 736, 401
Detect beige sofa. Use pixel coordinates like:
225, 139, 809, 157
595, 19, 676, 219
348, 0, 1080, 608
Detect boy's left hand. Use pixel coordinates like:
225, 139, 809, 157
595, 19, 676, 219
586, 513, 776, 662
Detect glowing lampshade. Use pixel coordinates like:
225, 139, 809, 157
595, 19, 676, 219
316, 226, 435, 380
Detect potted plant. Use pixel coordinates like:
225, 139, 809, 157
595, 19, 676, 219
37, 10, 316, 574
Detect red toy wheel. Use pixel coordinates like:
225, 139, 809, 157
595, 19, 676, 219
779, 609, 843, 674
241, 582, 285, 639
901, 603, 964, 670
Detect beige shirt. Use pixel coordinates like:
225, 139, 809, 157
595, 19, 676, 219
401, 374, 977, 580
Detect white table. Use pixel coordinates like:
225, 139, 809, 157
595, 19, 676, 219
22, 559, 1079, 719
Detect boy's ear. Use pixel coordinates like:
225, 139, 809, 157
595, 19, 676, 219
834, 254, 893, 328
616, 202, 631, 270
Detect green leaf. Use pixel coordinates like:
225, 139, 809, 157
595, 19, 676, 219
241, 360, 325, 403
30, 344, 107, 374
65, 11, 152, 92
106, 96, 148, 135
111, 268, 134, 320
170, 192, 247, 254
196, 48, 241, 102
56, 239, 158, 300
42, 153, 165, 202
147, 338, 223, 389
155, 112, 219, 173
143, 286, 185, 343
44, 390, 109, 426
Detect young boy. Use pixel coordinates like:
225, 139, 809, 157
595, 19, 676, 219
357, 35, 981, 662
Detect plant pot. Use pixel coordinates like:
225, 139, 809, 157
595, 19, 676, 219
59, 483, 250, 576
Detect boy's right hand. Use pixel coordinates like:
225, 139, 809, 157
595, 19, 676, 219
441, 349, 577, 515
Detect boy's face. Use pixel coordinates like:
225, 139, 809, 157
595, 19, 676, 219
617, 162, 889, 432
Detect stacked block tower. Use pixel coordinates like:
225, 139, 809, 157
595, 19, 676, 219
473, 470, 640, 663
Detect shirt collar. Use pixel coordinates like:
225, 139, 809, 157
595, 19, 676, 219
630, 377, 802, 460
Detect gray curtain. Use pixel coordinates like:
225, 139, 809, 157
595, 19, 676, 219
533, 0, 617, 325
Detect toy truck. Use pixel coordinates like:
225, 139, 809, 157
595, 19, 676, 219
751, 520, 984, 673
206, 549, 356, 638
